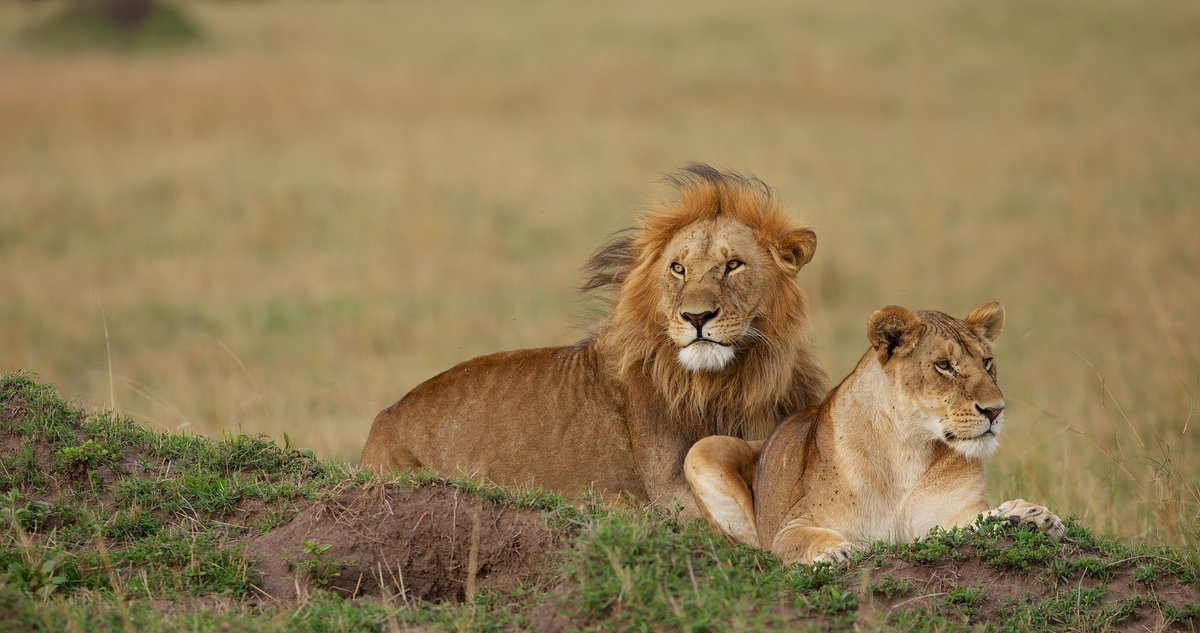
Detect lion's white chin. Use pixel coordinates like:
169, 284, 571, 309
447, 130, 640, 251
678, 342, 735, 372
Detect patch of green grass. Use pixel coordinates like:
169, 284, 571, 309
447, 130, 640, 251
0, 371, 338, 608
1163, 602, 1200, 627
388, 470, 597, 530
560, 507, 789, 630
995, 586, 1106, 632
0, 371, 85, 446
870, 574, 915, 599
945, 584, 983, 608
896, 534, 953, 565
103, 504, 162, 540
0, 439, 45, 491
1066, 555, 1117, 581
884, 607, 976, 633
973, 519, 1061, 571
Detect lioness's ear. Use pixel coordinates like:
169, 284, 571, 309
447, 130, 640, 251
867, 306, 922, 364
774, 227, 817, 273
966, 301, 1004, 343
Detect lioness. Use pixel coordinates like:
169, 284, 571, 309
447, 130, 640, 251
684, 302, 1064, 563
362, 165, 826, 514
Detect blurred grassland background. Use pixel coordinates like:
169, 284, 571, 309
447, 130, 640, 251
1, 0, 1197, 547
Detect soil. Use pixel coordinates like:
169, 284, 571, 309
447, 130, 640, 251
244, 484, 561, 603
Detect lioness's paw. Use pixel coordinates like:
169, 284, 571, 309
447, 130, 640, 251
988, 498, 1065, 541
811, 541, 861, 565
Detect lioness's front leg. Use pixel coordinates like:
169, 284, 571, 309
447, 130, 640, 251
987, 498, 1065, 540
771, 520, 861, 565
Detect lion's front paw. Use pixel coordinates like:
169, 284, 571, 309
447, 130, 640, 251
988, 498, 1065, 541
810, 541, 861, 565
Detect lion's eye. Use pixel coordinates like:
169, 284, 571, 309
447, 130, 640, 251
670, 262, 685, 276
725, 259, 744, 273
983, 357, 994, 372
934, 360, 953, 373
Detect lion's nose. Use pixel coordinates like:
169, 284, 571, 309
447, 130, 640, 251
976, 404, 1004, 422
681, 309, 719, 330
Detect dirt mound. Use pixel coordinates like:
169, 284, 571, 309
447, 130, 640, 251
245, 483, 560, 603
856, 549, 1199, 632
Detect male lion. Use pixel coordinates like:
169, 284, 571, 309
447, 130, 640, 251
684, 301, 1064, 563
362, 164, 826, 513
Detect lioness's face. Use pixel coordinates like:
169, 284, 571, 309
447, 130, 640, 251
871, 303, 1007, 460
657, 218, 774, 372
906, 309, 1006, 460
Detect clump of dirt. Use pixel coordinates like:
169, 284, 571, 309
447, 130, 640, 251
0, 392, 31, 424
245, 483, 560, 603
854, 551, 1200, 632
860, 556, 1048, 615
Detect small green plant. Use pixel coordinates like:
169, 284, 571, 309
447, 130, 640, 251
801, 583, 858, 615
789, 561, 843, 592
2, 489, 51, 532
5, 550, 71, 599
1068, 555, 1116, 580
871, 575, 915, 599
937, 584, 985, 622
53, 439, 121, 474
945, 585, 983, 608
104, 504, 161, 540
898, 537, 951, 565
1047, 558, 1073, 582
294, 541, 347, 589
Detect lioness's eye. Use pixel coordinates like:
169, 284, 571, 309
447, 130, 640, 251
670, 262, 685, 276
934, 360, 953, 373
725, 259, 744, 273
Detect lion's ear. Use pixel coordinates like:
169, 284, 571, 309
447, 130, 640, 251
867, 306, 922, 364
966, 301, 1004, 343
775, 227, 817, 273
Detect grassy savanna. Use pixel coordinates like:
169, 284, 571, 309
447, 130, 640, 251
1, 0, 1198, 552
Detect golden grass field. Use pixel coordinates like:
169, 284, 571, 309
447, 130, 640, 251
1, 0, 1197, 547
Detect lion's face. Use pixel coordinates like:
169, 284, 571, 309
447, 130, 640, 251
869, 302, 1006, 460
656, 217, 779, 372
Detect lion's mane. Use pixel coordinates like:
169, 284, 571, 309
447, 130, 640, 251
583, 164, 825, 441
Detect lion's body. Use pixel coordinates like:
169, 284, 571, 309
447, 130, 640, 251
685, 302, 1064, 564
362, 165, 826, 512
362, 346, 641, 497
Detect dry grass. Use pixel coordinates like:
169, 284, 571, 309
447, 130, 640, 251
1, 0, 1197, 546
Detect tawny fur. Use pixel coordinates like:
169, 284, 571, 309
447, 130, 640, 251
362, 164, 826, 514
684, 302, 1065, 563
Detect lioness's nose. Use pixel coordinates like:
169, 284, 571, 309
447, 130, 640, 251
977, 404, 1004, 422
681, 309, 719, 329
